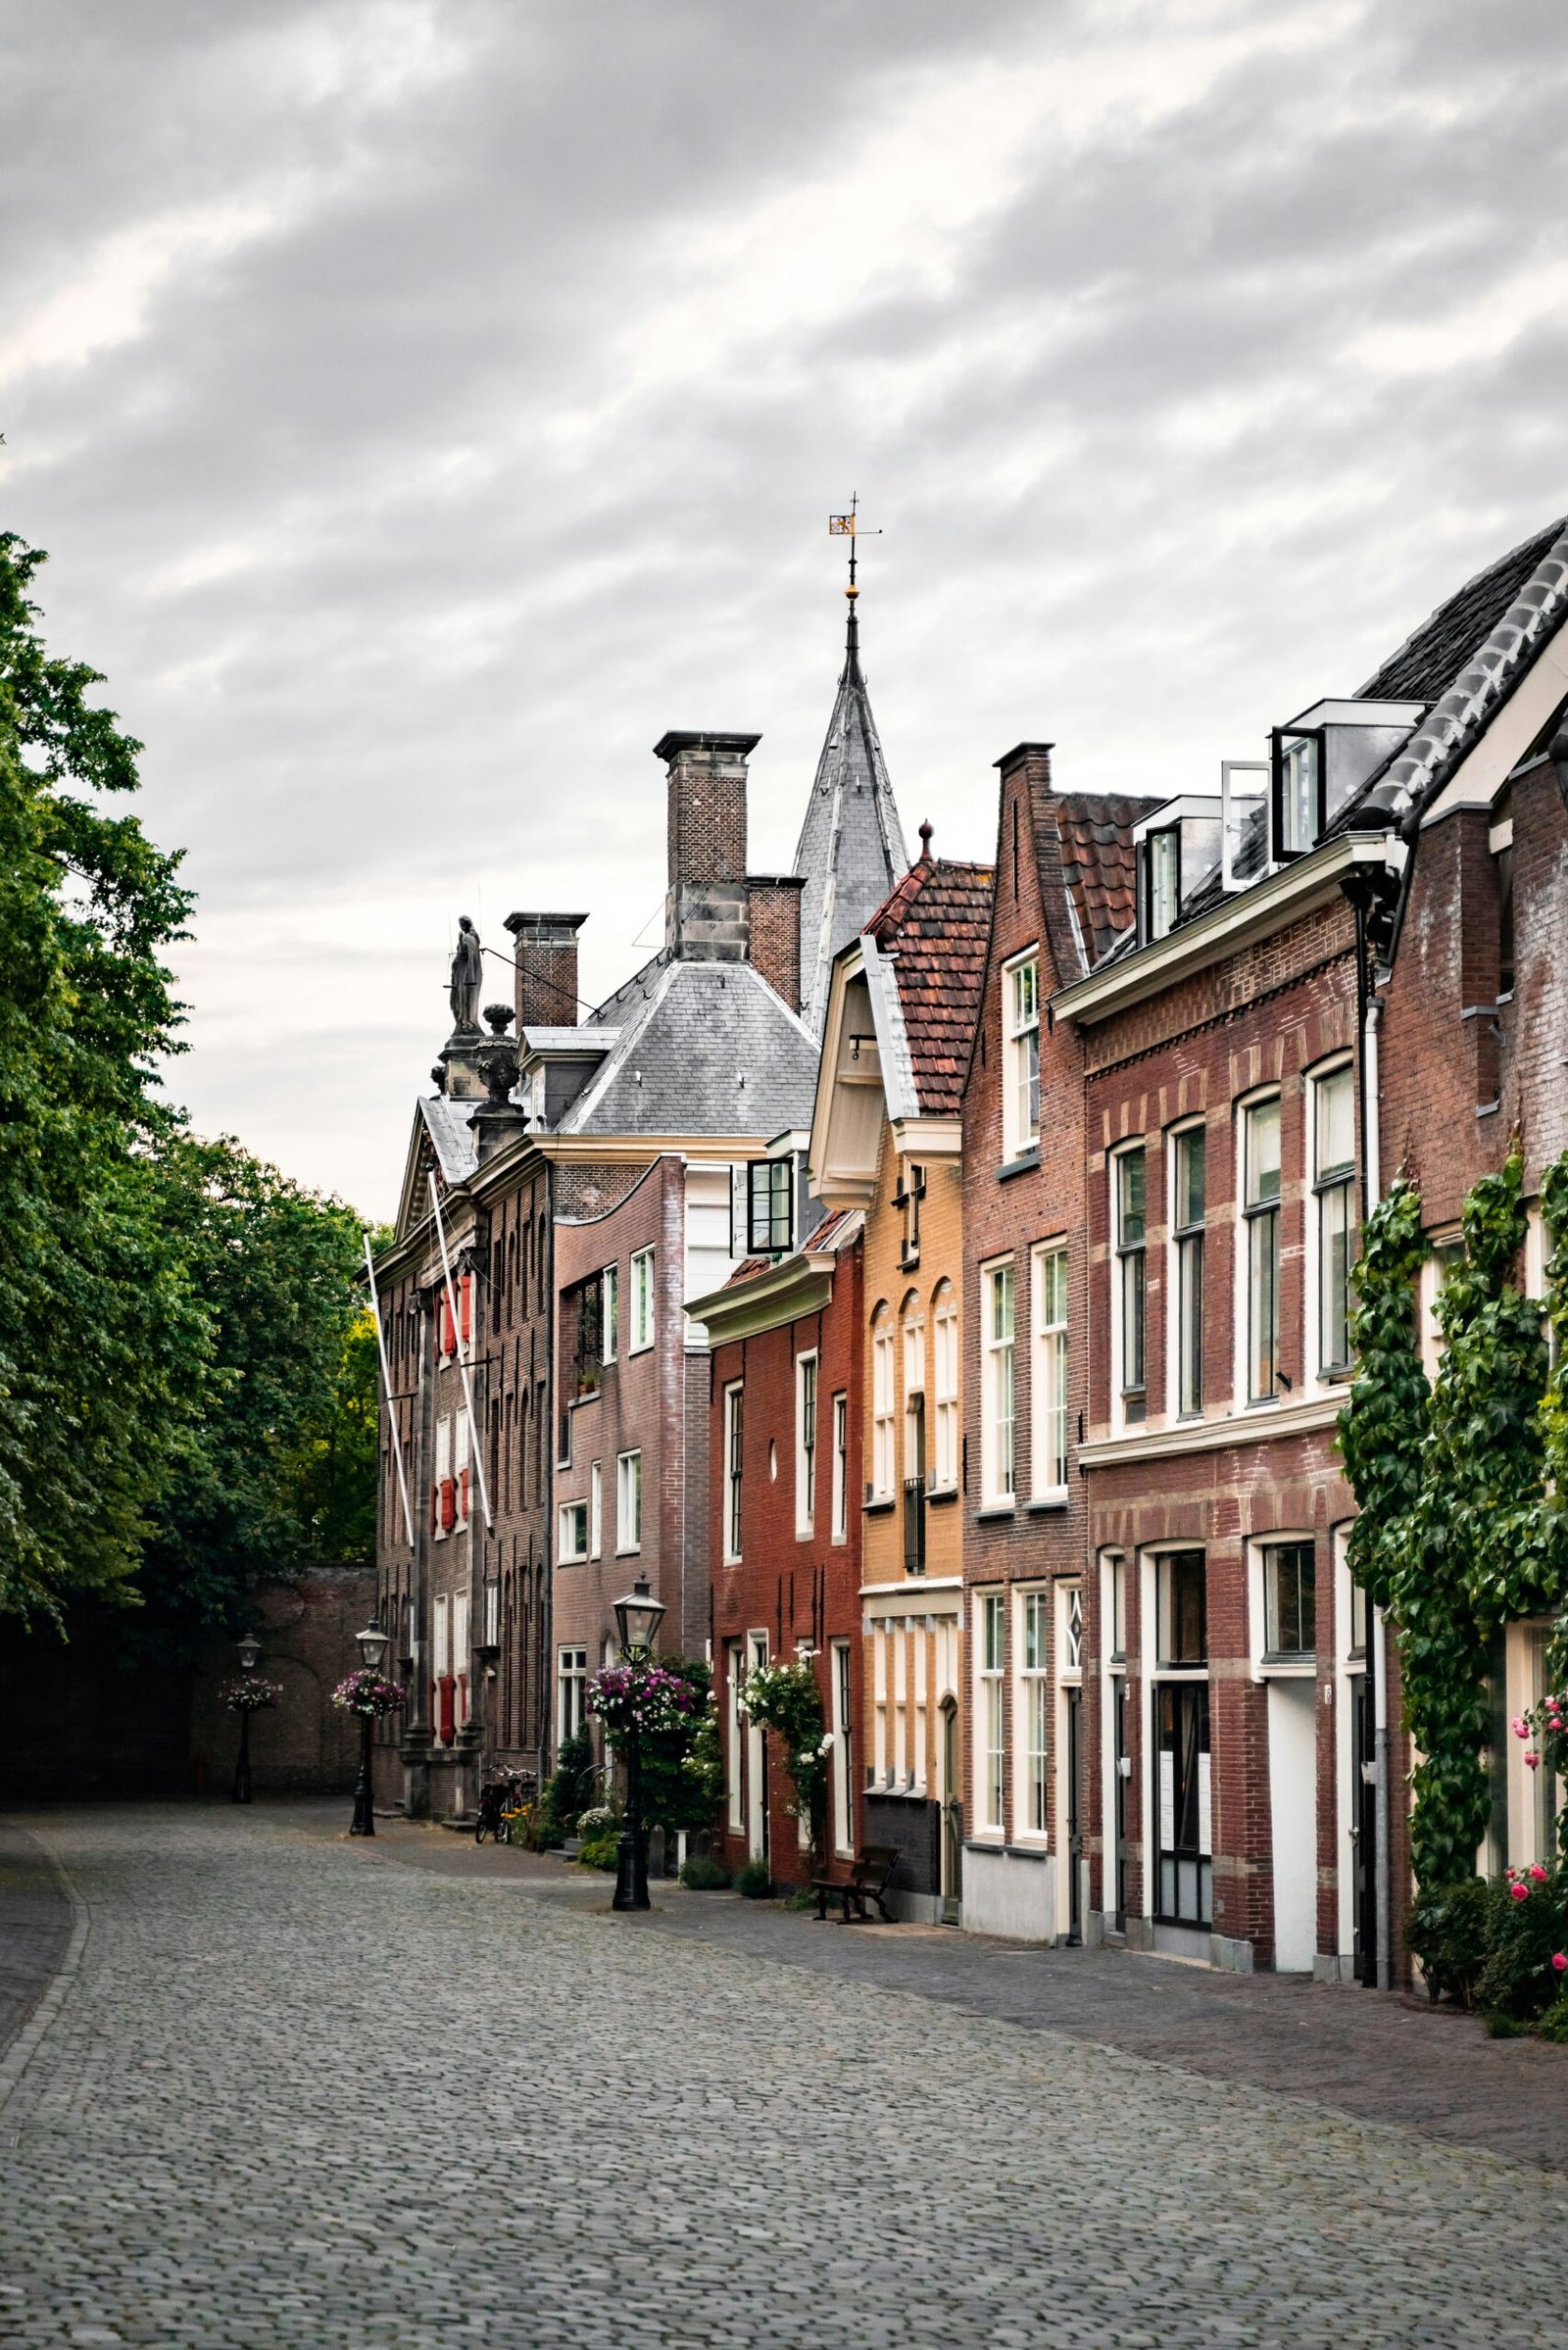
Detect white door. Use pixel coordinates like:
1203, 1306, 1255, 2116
1268, 1679, 1317, 1970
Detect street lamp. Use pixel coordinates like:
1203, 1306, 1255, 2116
611, 1574, 665, 1914
350, 1613, 388, 1837
232, 1631, 261, 1806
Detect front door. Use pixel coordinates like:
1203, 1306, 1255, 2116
1065, 1686, 1084, 1943
1155, 1680, 1212, 1927
1351, 1670, 1377, 1984
747, 1633, 768, 1861
1113, 1679, 1129, 1933
940, 1698, 961, 1924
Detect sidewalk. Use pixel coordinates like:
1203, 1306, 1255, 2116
268, 1794, 1568, 2172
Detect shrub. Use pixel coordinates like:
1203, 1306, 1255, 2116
679, 1852, 730, 1890
539, 1726, 596, 1841
577, 1821, 623, 1872
1410, 1878, 1492, 2008
1477, 1866, 1568, 2025
1533, 1993, 1568, 2042
735, 1855, 772, 1900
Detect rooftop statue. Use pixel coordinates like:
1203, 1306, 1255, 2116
449, 917, 483, 1033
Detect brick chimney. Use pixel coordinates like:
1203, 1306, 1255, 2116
503, 911, 588, 1031
745, 874, 806, 1012
655, 731, 760, 962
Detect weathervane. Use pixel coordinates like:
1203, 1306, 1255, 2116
828, 493, 881, 605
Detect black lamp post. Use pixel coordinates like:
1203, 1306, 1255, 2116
611, 1573, 665, 1913
350, 1614, 390, 1837
232, 1630, 262, 1806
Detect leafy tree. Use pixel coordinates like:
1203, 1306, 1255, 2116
132, 1134, 369, 1653
0, 532, 198, 1626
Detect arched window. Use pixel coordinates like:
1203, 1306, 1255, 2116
870, 1304, 896, 1499
932, 1281, 958, 1491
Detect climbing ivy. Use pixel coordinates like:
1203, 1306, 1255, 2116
1341, 1149, 1564, 1914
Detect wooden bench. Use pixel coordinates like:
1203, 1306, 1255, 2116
811, 1844, 898, 1924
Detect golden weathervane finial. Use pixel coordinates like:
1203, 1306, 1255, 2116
828, 492, 880, 603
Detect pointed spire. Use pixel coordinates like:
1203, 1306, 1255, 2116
792, 514, 908, 1035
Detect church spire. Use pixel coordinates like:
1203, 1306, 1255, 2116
792, 507, 908, 1035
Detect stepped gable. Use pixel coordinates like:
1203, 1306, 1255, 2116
1054, 791, 1157, 967
865, 841, 994, 1118
793, 603, 907, 1036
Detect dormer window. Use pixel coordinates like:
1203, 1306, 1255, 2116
1133, 799, 1222, 943
733, 1151, 803, 1257
1272, 727, 1324, 858
1141, 825, 1180, 941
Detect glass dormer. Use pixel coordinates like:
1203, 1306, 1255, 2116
1269, 699, 1425, 860
1134, 797, 1222, 944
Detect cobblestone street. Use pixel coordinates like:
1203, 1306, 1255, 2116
4, 1807, 1568, 2350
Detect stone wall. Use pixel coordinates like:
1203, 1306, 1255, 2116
189, 1566, 376, 1795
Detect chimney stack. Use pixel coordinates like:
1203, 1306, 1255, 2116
504, 911, 588, 1032
745, 874, 806, 1012
655, 731, 760, 962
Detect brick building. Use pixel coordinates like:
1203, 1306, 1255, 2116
370, 598, 907, 1818
810, 837, 993, 1919
1040, 511, 1568, 1982
956, 754, 1153, 1941
690, 1190, 864, 1889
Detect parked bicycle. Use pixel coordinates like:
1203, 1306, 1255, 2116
474, 1767, 527, 1843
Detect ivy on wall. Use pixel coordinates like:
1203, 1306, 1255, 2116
1340, 1148, 1565, 1914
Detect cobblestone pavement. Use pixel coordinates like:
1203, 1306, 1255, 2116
0, 1824, 71, 2062
4, 1806, 1568, 2348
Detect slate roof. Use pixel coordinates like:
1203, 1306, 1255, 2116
865, 852, 994, 1118
556, 957, 819, 1138
1336, 513, 1568, 829
793, 612, 908, 1037
419, 1094, 478, 1184
1055, 792, 1160, 969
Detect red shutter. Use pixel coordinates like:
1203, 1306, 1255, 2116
459, 1467, 469, 1524
437, 1674, 456, 1744
460, 1275, 472, 1347
440, 1478, 456, 1532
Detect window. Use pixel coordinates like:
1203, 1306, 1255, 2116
602, 1263, 618, 1363
902, 1309, 926, 1576
979, 1592, 1005, 1832
558, 1645, 588, 1744
1420, 1239, 1464, 1378
1313, 1066, 1355, 1375
796, 1352, 818, 1536
615, 1450, 642, 1552
724, 1381, 744, 1560
454, 1407, 470, 1528
434, 1412, 452, 1538
558, 1499, 589, 1563
932, 1286, 958, 1490
1108, 1554, 1128, 1662
831, 1392, 849, 1539
981, 1263, 1015, 1504
1113, 1147, 1147, 1423
1171, 1124, 1205, 1416
1142, 824, 1180, 942
1020, 1590, 1049, 1837
1496, 835, 1516, 998
629, 1247, 655, 1352
1263, 1541, 1315, 1660
895, 1159, 926, 1270
740, 1157, 794, 1255
1031, 1244, 1068, 1496
1157, 1550, 1207, 1667
589, 1459, 602, 1559
565, 1276, 604, 1400
1004, 953, 1041, 1159
871, 1310, 896, 1498
1243, 1098, 1282, 1401
1272, 727, 1324, 858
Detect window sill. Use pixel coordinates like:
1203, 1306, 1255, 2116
614, 1547, 642, 1559
1026, 1495, 1069, 1515
626, 1341, 655, 1358
1003, 1841, 1051, 1862
925, 1487, 960, 1508
963, 1836, 1006, 1853
863, 1498, 897, 1518
975, 1502, 1016, 1521
997, 1149, 1041, 1183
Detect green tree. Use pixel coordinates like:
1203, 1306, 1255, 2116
0, 533, 198, 1625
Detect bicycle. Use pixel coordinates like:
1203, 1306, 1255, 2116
474, 1767, 525, 1843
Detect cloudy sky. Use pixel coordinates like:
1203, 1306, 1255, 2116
3, 0, 1565, 1217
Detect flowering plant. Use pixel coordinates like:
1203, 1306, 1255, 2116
588, 1659, 703, 1738
738, 1646, 829, 1859
219, 1676, 282, 1714
330, 1670, 407, 1719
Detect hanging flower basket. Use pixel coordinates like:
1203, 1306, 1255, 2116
587, 1659, 702, 1738
331, 1670, 407, 1720
219, 1676, 282, 1714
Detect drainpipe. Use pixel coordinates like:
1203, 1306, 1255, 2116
1365, 988, 1393, 1992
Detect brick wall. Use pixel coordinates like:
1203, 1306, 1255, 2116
746, 875, 805, 1012
190, 1567, 376, 1793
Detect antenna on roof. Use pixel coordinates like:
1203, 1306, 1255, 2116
829, 494, 881, 665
